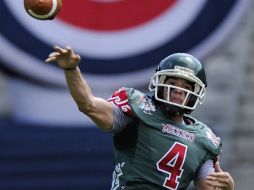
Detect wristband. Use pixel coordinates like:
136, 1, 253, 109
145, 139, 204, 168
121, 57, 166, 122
64, 66, 77, 71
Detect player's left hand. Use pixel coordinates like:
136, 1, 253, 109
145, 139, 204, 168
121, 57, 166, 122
205, 161, 234, 190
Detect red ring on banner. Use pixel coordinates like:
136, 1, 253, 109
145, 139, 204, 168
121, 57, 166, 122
58, 0, 176, 30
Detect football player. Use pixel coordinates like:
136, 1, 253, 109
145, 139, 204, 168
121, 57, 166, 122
46, 46, 234, 190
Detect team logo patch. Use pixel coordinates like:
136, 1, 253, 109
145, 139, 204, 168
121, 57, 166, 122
138, 96, 156, 115
206, 128, 221, 148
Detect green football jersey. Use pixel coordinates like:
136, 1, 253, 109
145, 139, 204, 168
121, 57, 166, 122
110, 88, 221, 190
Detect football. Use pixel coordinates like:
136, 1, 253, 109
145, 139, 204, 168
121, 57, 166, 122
24, 0, 63, 20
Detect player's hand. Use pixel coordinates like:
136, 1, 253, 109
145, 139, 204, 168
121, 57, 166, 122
45, 45, 81, 70
205, 161, 234, 190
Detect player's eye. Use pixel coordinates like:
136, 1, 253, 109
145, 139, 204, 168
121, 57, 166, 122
184, 85, 192, 91
168, 81, 176, 86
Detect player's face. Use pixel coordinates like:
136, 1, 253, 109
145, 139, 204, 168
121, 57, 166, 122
163, 77, 193, 106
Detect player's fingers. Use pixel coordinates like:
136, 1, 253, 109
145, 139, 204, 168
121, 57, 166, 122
45, 57, 56, 63
206, 175, 217, 182
66, 46, 76, 58
209, 172, 230, 179
206, 176, 223, 184
205, 179, 219, 187
207, 175, 226, 183
66, 46, 73, 52
215, 182, 228, 189
206, 175, 230, 189
214, 173, 234, 188
48, 52, 60, 58
45, 52, 60, 63
53, 45, 68, 54
206, 179, 227, 189
74, 54, 81, 62
66, 46, 79, 58
214, 161, 223, 172
65, 46, 81, 62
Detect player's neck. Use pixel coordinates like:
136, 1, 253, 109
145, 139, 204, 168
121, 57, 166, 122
169, 115, 184, 124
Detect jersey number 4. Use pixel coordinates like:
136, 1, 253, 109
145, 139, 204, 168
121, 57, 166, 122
157, 142, 188, 190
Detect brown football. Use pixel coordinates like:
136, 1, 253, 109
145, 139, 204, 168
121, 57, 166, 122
24, 0, 63, 20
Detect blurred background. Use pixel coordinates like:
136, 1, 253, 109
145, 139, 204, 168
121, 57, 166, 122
0, 0, 253, 189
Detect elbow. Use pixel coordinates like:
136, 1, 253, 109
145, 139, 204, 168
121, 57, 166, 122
78, 105, 92, 115
77, 101, 95, 115
78, 106, 86, 114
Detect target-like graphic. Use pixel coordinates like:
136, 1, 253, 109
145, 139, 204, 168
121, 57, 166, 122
0, 0, 249, 88
0, 0, 249, 125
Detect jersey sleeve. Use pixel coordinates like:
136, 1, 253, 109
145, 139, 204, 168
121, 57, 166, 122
106, 104, 133, 133
107, 87, 132, 116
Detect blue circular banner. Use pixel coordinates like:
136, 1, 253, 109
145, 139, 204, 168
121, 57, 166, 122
0, 0, 249, 88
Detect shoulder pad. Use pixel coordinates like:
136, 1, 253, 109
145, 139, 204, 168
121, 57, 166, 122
186, 115, 222, 156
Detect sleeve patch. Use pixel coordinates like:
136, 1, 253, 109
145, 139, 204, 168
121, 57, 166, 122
206, 128, 221, 148
108, 88, 132, 116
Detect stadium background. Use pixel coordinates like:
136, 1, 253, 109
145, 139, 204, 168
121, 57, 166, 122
0, 0, 253, 189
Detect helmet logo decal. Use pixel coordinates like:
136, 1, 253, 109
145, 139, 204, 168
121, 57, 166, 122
174, 66, 194, 75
